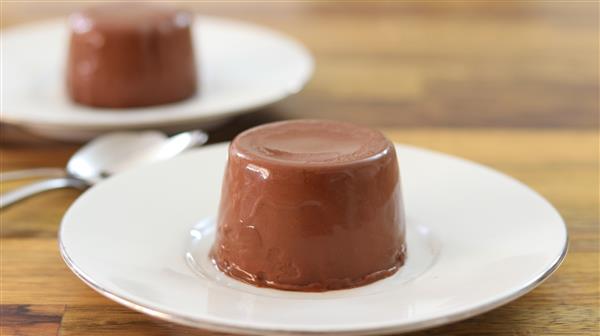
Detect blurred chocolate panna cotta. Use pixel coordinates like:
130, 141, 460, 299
66, 3, 197, 108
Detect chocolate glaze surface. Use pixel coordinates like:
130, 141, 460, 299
66, 3, 197, 108
211, 120, 406, 291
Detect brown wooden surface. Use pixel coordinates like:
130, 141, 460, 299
1, 2, 599, 336
1, 1, 598, 132
1, 130, 598, 335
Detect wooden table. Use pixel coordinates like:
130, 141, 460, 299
1, 2, 598, 335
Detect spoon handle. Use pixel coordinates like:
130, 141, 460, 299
0, 168, 66, 182
0, 177, 87, 209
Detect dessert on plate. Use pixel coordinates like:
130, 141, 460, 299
66, 3, 197, 108
210, 120, 406, 291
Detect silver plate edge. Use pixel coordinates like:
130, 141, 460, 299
58, 227, 569, 336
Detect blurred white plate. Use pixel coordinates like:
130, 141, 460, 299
59, 143, 567, 335
1, 17, 313, 141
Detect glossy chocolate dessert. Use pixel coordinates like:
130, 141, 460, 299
211, 120, 406, 291
66, 4, 197, 108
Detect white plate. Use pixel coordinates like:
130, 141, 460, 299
1, 17, 313, 141
59, 143, 567, 335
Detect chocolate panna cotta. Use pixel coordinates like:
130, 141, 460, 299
66, 3, 197, 108
210, 120, 406, 292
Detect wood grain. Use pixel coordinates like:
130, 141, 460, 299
1, 1, 598, 335
0, 2, 597, 132
1, 129, 598, 335
0, 305, 64, 336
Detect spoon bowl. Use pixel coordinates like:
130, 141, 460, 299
0, 130, 208, 208
66, 131, 168, 185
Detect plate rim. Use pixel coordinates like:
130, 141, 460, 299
57, 143, 569, 335
59, 235, 568, 335
1, 16, 314, 130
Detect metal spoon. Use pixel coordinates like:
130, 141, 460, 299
0, 130, 208, 209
